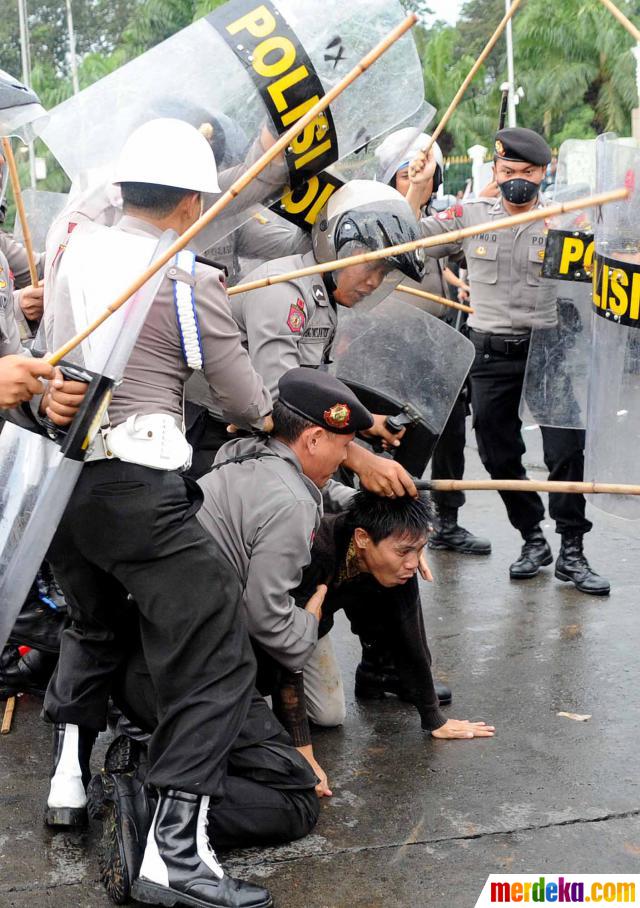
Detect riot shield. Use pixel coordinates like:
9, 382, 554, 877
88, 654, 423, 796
40, 0, 424, 251
520, 140, 597, 429
331, 297, 475, 476
0, 224, 177, 649
0, 69, 48, 142
584, 134, 640, 519
12, 188, 69, 252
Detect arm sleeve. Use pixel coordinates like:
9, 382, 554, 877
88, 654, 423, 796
322, 478, 357, 513
271, 669, 312, 747
242, 281, 306, 399
0, 234, 45, 289
215, 137, 288, 211
243, 500, 319, 671
382, 578, 446, 731
420, 211, 465, 260
196, 268, 272, 429
236, 211, 312, 263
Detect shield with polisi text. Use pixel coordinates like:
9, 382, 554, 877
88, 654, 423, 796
520, 139, 597, 430
584, 133, 640, 519
39, 0, 424, 254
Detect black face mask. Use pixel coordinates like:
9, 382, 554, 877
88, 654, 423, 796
498, 177, 540, 205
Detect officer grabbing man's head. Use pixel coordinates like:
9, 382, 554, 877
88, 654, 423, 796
274, 367, 373, 489
492, 127, 552, 208
311, 180, 424, 307
114, 117, 220, 232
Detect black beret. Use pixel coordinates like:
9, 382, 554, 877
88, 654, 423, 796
494, 127, 552, 166
278, 368, 374, 435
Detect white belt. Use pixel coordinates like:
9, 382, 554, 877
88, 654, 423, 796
85, 413, 192, 472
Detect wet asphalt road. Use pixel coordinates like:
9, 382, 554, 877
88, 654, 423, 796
1, 442, 639, 908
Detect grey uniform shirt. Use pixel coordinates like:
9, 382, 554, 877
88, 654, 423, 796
230, 251, 337, 399
197, 436, 355, 671
0, 232, 45, 342
0, 247, 27, 357
420, 196, 550, 335
46, 215, 272, 430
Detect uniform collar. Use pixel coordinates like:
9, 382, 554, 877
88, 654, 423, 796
117, 214, 165, 238
266, 438, 323, 505
489, 195, 546, 216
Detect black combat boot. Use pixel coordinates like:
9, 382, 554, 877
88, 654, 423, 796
428, 506, 492, 555
0, 648, 58, 699
555, 533, 610, 596
8, 588, 66, 654
45, 723, 97, 828
88, 735, 155, 905
131, 789, 273, 908
355, 643, 452, 706
509, 526, 553, 579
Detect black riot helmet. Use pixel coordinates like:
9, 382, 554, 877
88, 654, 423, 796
312, 180, 424, 284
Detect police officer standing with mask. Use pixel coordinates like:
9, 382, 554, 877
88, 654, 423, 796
408, 127, 609, 595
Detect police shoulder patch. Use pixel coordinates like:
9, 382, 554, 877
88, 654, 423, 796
436, 204, 463, 222
287, 298, 306, 333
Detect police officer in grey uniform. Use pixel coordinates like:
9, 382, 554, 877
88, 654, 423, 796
376, 129, 491, 556
221, 180, 425, 499
197, 368, 371, 795
42, 118, 274, 908
408, 127, 608, 595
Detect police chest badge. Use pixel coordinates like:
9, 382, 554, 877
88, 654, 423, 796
287, 298, 306, 334
324, 402, 351, 429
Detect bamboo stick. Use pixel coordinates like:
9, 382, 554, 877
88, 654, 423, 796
1, 696, 16, 734
47, 13, 418, 366
416, 479, 640, 496
2, 138, 39, 287
396, 283, 474, 314
596, 0, 640, 43
230, 187, 629, 296
424, 0, 524, 156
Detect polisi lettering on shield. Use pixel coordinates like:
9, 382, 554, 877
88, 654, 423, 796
217, 0, 338, 182
542, 229, 594, 283
592, 253, 640, 328
273, 171, 344, 231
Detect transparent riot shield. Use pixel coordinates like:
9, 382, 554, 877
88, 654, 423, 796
584, 134, 640, 519
0, 224, 177, 649
520, 139, 597, 429
40, 0, 424, 252
0, 68, 48, 142
12, 188, 69, 252
331, 297, 475, 476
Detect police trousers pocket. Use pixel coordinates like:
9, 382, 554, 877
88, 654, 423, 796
468, 244, 498, 284
91, 481, 149, 496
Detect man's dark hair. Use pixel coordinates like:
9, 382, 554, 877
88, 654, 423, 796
120, 182, 195, 216
345, 490, 435, 544
272, 399, 316, 443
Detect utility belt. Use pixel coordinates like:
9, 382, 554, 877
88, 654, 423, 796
86, 413, 192, 472
467, 328, 531, 359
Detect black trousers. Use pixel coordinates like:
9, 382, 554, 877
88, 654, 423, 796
116, 647, 319, 849
430, 390, 468, 511
44, 460, 257, 799
469, 350, 592, 537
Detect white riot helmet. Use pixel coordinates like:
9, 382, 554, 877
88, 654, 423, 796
311, 180, 424, 283
113, 118, 220, 193
375, 128, 444, 194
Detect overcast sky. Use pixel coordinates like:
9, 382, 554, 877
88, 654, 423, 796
423, 0, 464, 26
